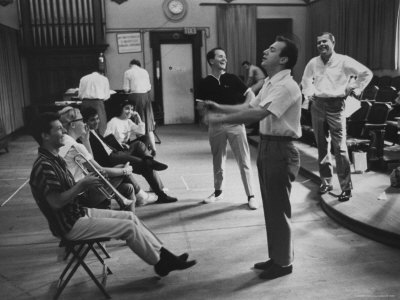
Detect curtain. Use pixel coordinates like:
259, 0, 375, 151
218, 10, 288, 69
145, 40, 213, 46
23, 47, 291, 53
0, 25, 28, 134
216, 5, 257, 77
309, 0, 400, 70
396, 6, 400, 70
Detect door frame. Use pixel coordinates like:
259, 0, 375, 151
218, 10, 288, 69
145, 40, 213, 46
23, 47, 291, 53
150, 31, 202, 125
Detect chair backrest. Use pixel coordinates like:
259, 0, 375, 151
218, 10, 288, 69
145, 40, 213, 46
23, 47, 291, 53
375, 86, 398, 103
361, 85, 379, 100
369, 75, 380, 87
347, 100, 372, 137
378, 76, 392, 89
391, 76, 400, 92
367, 102, 392, 124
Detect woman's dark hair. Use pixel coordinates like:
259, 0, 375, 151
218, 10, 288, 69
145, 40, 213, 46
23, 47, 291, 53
118, 99, 134, 116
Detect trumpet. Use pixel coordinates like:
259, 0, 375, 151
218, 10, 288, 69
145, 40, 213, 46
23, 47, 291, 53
73, 152, 131, 210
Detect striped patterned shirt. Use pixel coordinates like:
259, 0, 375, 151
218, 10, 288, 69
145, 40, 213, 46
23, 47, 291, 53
29, 147, 86, 237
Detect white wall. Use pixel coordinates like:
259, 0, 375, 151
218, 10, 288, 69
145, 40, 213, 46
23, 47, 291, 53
0, 1, 19, 29
104, 0, 217, 91
104, 0, 307, 88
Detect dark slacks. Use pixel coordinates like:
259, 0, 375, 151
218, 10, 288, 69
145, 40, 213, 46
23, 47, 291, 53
257, 136, 300, 266
109, 152, 165, 195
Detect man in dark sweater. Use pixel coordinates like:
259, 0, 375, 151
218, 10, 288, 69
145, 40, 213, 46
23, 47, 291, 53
197, 47, 258, 210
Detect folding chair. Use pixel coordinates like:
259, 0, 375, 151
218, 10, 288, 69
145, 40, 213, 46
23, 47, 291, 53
54, 237, 112, 300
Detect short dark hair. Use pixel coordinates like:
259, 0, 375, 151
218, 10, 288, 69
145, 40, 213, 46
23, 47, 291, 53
130, 59, 141, 67
242, 61, 250, 66
318, 32, 335, 43
276, 35, 298, 70
206, 47, 225, 66
81, 106, 98, 123
118, 99, 134, 116
30, 112, 60, 145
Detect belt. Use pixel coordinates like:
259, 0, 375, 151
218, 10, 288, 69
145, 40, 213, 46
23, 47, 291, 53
314, 96, 345, 101
260, 134, 296, 141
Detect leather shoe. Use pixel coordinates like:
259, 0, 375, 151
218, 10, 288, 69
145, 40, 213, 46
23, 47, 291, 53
179, 253, 189, 261
154, 248, 196, 277
319, 184, 333, 194
157, 194, 178, 203
259, 262, 292, 280
254, 259, 274, 270
338, 190, 352, 202
144, 157, 168, 171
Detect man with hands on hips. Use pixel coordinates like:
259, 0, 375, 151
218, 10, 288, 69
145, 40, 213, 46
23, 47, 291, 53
301, 32, 372, 202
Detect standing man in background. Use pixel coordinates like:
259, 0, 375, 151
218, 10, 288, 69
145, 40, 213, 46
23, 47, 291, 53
301, 32, 372, 202
123, 59, 157, 156
78, 68, 110, 136
242, 61, 266, 95
197, 48, 258, 210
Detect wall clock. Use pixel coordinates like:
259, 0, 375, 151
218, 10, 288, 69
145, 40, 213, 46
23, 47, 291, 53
163, 0, 188, 22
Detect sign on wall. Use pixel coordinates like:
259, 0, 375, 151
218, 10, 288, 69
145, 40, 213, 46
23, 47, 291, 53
117, 33, 142, 53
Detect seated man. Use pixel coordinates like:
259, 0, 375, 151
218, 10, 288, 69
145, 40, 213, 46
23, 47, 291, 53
58, 106, 153, 211
81, 106, 178, 204
29, 112, 196, 277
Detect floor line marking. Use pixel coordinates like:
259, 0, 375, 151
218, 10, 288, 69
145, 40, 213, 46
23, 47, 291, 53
1, 178, 29, 207
180, 176, 190, 190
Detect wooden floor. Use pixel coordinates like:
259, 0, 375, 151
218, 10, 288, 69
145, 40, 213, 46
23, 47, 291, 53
249, 136, 400, 248
1, 125, 400, 300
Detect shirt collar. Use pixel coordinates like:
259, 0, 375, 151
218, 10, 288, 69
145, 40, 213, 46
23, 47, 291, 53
265, 69, 291, 86
38, 147, 58, 159
58, 134, 76, 158
319, 51, 337, 65
38, 147, 67, 167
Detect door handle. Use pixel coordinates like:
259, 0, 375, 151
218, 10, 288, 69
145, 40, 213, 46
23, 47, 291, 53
190, 88, 193, 93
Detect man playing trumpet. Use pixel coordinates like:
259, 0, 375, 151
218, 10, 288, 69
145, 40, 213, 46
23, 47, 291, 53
29, 112, 196, 277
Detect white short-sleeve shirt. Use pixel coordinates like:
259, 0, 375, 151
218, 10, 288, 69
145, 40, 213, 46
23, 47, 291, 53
250, 69, 302, 138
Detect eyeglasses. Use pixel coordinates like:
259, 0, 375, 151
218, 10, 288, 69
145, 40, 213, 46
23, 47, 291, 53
69, 118, 83, 124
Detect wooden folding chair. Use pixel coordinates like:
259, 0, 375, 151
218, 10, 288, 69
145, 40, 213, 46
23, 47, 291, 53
54, 237, 112, 300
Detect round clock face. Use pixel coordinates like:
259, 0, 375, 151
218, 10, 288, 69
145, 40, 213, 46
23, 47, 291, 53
168, 0, 184, 15
163, 0, 187, 22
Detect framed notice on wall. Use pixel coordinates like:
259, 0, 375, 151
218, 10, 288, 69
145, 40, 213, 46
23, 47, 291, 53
117, 33, 142, 53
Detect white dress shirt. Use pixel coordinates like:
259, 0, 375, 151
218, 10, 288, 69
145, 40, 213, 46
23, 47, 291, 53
123, 65, 151, 93
250, 69, 302, 138
78, 72, 111, 100
301, 52, 373, 99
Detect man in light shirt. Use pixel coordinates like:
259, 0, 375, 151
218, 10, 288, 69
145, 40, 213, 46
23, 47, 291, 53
206, 36, 301, 279
78, 69, 111, 136
301, 32, 372, 202
123, 59, 157, 156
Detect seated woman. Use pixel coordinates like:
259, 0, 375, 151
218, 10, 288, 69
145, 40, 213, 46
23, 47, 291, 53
104, 100, 148, 152
82, 105, 178, 204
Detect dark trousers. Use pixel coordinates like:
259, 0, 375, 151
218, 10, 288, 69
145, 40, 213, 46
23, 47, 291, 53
257, 136, 300, 266
109, 152, 164, 195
